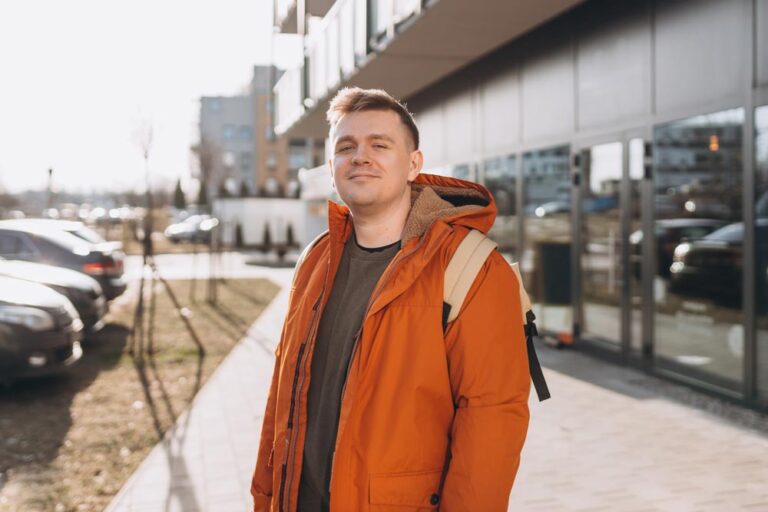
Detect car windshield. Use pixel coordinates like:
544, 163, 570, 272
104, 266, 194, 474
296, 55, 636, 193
703, 223, 743, 243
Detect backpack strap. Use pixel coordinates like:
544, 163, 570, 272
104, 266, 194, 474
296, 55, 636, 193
510, 262, 550, 401
443, 229, 550, 402
443, 229, 498, 324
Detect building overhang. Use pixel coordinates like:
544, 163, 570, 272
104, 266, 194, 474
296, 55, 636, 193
282, 0, 584, 138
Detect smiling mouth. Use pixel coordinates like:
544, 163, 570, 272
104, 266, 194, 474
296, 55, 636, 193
348, 174, 378, 180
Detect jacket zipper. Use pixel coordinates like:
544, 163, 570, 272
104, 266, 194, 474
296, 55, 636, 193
280, 222, 349, 511
329, 229, 449, 486
278, 290, 324, 512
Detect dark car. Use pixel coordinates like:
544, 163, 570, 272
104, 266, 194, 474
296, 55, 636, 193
669, 219, 768, 303
629, 218, 727, 278
0, 258, 107, 333
164, 215, 217, 244
0, 275, 84, 383
0, 220, 127, 300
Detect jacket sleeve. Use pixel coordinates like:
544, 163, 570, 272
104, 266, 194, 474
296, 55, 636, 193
441, 251, 531, 511
250, 342, 281, 512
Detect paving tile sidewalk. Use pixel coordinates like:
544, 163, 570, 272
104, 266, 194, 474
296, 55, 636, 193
106, 267, 768, 512
105, 268, 293, 512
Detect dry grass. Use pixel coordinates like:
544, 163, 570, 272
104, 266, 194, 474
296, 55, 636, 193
0, 277, 279, 512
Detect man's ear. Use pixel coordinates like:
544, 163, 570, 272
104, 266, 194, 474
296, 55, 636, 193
408, 149, 423, 182
328, 159, 336, 190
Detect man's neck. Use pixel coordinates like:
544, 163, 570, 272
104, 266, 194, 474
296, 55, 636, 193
350, 188, 412, 248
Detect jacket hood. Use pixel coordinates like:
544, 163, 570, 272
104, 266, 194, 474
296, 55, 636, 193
401, 173, 495, 244
327, 172, 497, 244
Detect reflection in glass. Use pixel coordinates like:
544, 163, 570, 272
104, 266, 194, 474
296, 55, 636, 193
450, 163, 475, 182
653, 108, 744, 389
522, 145, 571, 336
581, 142, 622, 347
756, 105, 768, 400
628, 139, 644, 353
483, 155, 517, 255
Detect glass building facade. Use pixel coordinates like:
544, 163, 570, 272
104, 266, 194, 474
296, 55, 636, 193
402, 0, 768, 408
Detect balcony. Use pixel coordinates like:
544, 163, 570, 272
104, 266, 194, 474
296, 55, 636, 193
274, 0, 585, 138
275, 0, 335, 34
274, 67, 305, 135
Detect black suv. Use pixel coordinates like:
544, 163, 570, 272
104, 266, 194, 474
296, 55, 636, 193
0, 275, 84, 382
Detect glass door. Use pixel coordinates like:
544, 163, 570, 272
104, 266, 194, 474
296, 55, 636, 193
574, 134, 649, 357
578, 141, 624, 349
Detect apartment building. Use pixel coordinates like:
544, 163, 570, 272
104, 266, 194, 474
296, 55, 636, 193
271, 0, 768, 409
252, 65, 326, 197
198, 94, 254, 198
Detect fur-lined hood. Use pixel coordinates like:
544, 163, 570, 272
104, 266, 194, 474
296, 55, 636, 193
401, 173, 495, 243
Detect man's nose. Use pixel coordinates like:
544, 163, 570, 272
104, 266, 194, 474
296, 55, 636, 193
351, 147, 371, 166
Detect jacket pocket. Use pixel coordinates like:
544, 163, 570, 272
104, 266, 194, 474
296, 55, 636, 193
369, 469, 442, 510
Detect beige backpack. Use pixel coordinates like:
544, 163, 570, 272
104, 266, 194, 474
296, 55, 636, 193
443, 229, 550, 401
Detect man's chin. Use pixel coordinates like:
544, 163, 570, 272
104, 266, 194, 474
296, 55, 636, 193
340, 193, 379, 211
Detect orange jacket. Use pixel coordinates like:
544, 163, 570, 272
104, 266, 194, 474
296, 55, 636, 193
251, 173, 530, 511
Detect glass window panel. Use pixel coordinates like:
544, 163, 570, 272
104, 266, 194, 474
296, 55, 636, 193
628, 139, 645, 353
484, 155, 517, 255
756, 105, 768, 400
339, 0, 355, 75
450, 163, 474, 182
371, 0, 391, 38
522, 145, 572, 336
354, 0, 368, 62
653, 108, 744, 389
582, 142, 623, 347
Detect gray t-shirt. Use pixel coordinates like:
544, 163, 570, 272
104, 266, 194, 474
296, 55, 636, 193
297, 234, 400, 512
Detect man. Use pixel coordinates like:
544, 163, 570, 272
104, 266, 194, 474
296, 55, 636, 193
251, 87, 530, 511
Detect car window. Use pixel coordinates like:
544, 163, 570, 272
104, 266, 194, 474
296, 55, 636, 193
680, 227, 713, 239
36, 229, 92, 252
0, 233, 23, 256
0, 232, 38, 257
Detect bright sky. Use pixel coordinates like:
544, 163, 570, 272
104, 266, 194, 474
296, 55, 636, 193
0, 0, 300, 194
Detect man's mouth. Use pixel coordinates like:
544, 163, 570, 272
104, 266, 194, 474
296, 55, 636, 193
348, 173, 379, 180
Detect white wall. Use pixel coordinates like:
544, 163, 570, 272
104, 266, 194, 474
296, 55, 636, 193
213, 198, 327, 248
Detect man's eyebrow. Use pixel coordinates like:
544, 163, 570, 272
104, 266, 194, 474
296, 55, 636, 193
334, 133, 396, 145
369, 134, 395, 143
335, 135, 355, 146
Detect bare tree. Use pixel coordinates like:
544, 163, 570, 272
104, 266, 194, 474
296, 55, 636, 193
190, 137, 222, 212
132, 120, 154, 261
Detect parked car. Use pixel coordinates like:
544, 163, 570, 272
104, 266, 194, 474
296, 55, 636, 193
669, 219, 768, 303
629, 218, 727, 278
0, 220, 127, 300
164, 214, 217, 244
0, 258, 107, 333
0, 275, 83, 383
532, 201, 571, 218
7, 218, 119, 248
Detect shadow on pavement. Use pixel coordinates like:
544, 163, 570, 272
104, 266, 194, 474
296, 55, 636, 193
127, 258, 207, 512
0, 323, 128, 501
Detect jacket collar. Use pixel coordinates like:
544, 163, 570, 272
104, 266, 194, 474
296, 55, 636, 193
323, 173, 497, 319
326, 172, 495, 247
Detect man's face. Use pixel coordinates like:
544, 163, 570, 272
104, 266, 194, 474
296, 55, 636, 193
329, 109, 422, 214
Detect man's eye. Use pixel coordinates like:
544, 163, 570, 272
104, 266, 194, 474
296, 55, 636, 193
337, 146, 353, 152
373, 144, 387, 149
